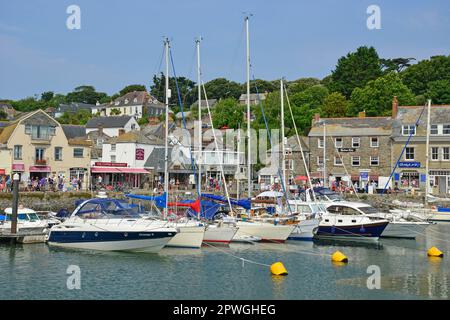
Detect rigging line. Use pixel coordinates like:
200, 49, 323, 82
326, 133, 360, 198
251, 72, 293, 216
152, 45, 165, 81
203, 242, 271, 267
283, 83, 317, 202
381, 102, 427, 194
201, 81, 234, 213
227, 20, 246, 81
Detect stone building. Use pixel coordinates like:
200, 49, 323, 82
308, 112, 393, 188
392, 98, 450, 194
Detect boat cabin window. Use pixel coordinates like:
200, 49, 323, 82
291, 204, 312, 214
327, 205, 361, 215
76, 200, 140, 219
357, 206, 379, 214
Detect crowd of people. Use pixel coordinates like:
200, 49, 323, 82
0, 174, 84, 192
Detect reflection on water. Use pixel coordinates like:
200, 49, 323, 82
336, 273, 450, 299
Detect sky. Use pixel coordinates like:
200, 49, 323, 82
0, 0, 449, 100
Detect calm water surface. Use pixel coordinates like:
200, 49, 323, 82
1, 224, 450, 300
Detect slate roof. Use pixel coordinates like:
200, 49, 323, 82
308, 117, 392, 137
57, 102, 96, 113
190, 99, 217, 110
62, 125, 86, 139
107, 131, 164, 145
86, 116, 134, 128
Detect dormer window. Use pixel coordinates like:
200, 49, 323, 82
115, 101, 120, 106
402, 125, 416, 136
124, 99, 129, 104
133, 98, 138, 103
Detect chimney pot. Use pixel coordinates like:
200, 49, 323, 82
358, 111, 366, 118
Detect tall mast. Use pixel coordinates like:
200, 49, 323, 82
196, 37, 202, 203
323, 122, 327, 188
280, 79, 287, 189
245, 15, 251, 199
425, 99, 431, 205
236, 125, 241, 199
163, 38, 170, 219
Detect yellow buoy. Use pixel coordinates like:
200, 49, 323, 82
427, 247, 444, 258
270, 262, 288, 276
331, 251, 348, 263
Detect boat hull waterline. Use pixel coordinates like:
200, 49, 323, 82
314, 221, 389, 242
234, 222, 296, 243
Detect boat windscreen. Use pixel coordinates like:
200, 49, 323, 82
75, 200, 141, 218
358, 206, 379, 214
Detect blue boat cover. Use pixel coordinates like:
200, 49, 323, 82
125, 193, 167, 208
186, 200, 224, 220
201, 193, 252, 210
437, 207, 450, 213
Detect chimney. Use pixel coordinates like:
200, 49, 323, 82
313, 113, 320, 125
97, 123, 103, 135
392, 96, 398, 118
358, 110, 366, 118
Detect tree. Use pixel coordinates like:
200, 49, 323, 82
380, 58, 415, 73
425, 80, 450, 104
150, 73, 196, 111
11, 97, 46, 112
119, 84, 146, 96
190, 78, 242, 102
66, 85, 108, 104
247, 79, 277, 94
211, 98, 245, 129
401, 55, 450, 96
57, 109, 93, 125
0, 110, 7, 120
322, 92, 348, 117
348, 72, 416, 116
41, 91, 54, 102
329, 46, 383, 98
286, 78, 321, 95
110, 108, 121, 115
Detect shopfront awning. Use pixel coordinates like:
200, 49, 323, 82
29, 166, 51, 172
117, 168, 149, 174
0, 169, 5, 175
91, 167, 121, 173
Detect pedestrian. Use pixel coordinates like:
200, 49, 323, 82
77, 178, 82, 191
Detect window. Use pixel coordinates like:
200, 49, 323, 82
335, 138, 343, 148
25, 125, 31, 134
73, 148, 83, 158
35, 148, 45, 160
402, 125, 416, 136
124, 99, 129, 104
443, 124, 450, 135
317, 156, 324, 166
334, 156, 343, 166
405, 147, 415, 160
351, 156, 360, 166
352, 137, 360, 148
370, 137, 379, 148
260, 175, 271, 184
430, 125, 439, 135
131, 124, 136, 130
431, 147, 439, 161
133, 98, 138, 103
443, 147, 450, 161
13, 145, 22, 160
111, 155, 116, 163
370, 156, 379, 166
318, 138, 324, 148
111, 144, 116, 151
30, 125, 54, 140
54, 147, 62, 161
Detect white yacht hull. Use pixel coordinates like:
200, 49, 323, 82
203, 225, 238, 245
381, 221, 429, 239
166, 226, 205, 248
288, 219, 320, 241
234, 222, 295, 243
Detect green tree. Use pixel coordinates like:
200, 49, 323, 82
401, 55, 450, 96
287, 78, 321, 95
110, 108, 122, 115
329, 46, 383, 98
66, 85, 108, 104
211, 98, 245, 129
41, 91, 54, 102
57, 109, 93, 125
150, 73, 196, 111
348, 72, 416, 116
425, 80, 450, 104
190, 78, 242, 103
322, 92, 348, 117
119, 84, 146, 96
247, 79, 277, 94
381, 58, 415, 73
11, 97, 46, 112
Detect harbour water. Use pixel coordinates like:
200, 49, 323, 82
1, 223, 449, 300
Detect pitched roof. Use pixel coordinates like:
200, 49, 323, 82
144, 147, 169, 171
107, 130, 164, 145
86, 116, 134, 128
62, 125, 86, 139
0, 122, 17, 144
190, 99, 217, 109
57, 102, 96, 113
309, 117, 392, 137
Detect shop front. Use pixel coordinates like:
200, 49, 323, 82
29, 165, 51, 180
11, 163, 25, 181
429, 170, 450, 195
91, 162, 149, 189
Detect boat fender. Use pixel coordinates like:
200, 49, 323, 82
331, 251, 348, 263
427, 247, 444, 258
270, 262, 288, 276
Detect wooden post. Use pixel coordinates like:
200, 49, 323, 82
11, 173, 20, 234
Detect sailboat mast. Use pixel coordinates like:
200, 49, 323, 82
280, 79, 287, 190
425, 99, 431, 205
163, 38, 170, 219
245, 15, 251, 199
323, 122, 327, 188
236, 125, 241, 199
196, 37, 202, 202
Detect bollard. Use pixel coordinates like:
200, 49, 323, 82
11, 173, 20, 234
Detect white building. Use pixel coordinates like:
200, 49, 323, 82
85, 116, 139, 137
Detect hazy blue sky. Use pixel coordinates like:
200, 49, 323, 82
1, 0, 449, 100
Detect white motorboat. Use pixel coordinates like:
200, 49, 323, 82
203, 222, 238, 245
47, 198, 177, 253
233, 218, 295, 243
0, 207, 49, 234
324, 201, 429, 239
286, 200, 324, 241
164, 218, 205, 248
